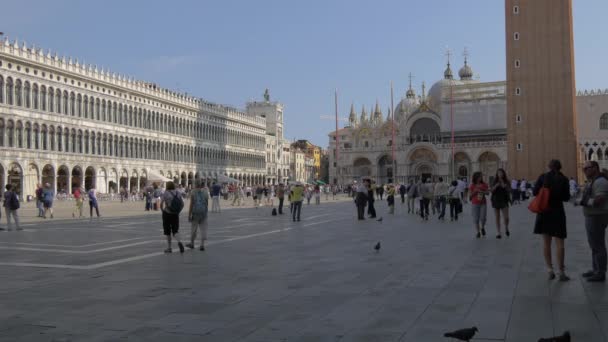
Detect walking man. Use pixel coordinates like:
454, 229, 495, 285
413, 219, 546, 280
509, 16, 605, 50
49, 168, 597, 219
399, 183, 407, 204
366, 179, 377, 219
42, 183, 54, 219
434, 177, 449, 220
35, 183, 44, 217
578, 161, 608, 282
3, 184, 21, 231
72, 186, 83, 218
187, 180, 209, 251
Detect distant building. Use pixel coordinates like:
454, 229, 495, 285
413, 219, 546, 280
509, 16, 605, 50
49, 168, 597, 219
291, 139, 322, 180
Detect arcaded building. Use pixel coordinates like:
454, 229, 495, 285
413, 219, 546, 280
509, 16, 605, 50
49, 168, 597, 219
0, 39, 269, 198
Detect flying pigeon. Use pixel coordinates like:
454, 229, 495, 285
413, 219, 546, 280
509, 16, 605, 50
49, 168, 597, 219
376, 217, 383, 222
538, 331, 570, 342
444, 327, 478, 341
374, 242, 381, 252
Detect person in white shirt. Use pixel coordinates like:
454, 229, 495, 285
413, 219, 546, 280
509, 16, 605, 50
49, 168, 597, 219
511, 179, 520, 204
569, 177, 578, 200
456, 178, 467, 204
433, 177, 449, 220
520, 179, 528, 201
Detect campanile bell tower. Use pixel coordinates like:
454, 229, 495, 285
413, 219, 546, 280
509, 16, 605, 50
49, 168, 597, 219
505, 0, 579, 179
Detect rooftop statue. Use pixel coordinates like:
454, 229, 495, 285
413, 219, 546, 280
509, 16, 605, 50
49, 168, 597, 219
264, 89, 270, 102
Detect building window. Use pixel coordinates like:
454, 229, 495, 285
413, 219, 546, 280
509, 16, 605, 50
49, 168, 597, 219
514, 32, 520, 40
513, 5, 519, 14
600, 113, 608, 130
515, 59, 521, 68
515, 87, 521, 95
516, 114, 522, 123
516, 143, 523, 151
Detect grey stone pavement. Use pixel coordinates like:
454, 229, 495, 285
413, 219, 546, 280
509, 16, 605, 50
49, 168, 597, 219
0, 197, 607, 341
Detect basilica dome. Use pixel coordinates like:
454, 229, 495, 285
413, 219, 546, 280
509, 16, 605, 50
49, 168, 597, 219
427, 77, 463, 113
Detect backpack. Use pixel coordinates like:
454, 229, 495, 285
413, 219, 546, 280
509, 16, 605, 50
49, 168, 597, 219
168, 191, 184, 214
7, 192, 20, 210
191, 190, 208, 217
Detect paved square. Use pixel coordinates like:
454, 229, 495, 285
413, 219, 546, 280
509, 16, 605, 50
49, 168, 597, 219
0, 198, 607, 341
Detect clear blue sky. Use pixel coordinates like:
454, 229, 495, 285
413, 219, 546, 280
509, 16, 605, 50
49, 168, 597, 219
1, 0, 606, 147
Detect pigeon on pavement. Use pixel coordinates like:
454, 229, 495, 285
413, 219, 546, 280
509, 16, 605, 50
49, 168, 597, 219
443, 327, 478, 341
374, 242, 381, 252
538, 331, 571, 342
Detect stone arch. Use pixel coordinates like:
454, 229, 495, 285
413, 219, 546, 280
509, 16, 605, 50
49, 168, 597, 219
453, 151, 472, 180
57, 165, 69, 194
7, 162, 23, 197
130, 169, 139, 192
25, 162, 40, 198
109, 168, 118, 193
181, 172, 187, 187
97, 167, 107, 193
85, 166, 96, 191
42, 164, 55, 192
139, 169, 148, 190
377, 155, 394, 184
478, 151, 501, 184
353, 157, 373, 179
72, 165, 84, 192
119, 168, 129, 191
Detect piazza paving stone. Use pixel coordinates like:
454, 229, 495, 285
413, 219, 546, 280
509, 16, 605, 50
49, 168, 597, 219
0, 197, 607, 341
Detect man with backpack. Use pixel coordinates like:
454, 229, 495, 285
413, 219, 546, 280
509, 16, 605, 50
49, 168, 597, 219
187, 180, 209, 251
3, 184, 21, 231
160, 181, 185, 253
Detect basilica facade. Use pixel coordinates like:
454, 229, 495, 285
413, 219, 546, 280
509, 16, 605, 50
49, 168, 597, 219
0, 38, 273, 199
328, 57, 608, 185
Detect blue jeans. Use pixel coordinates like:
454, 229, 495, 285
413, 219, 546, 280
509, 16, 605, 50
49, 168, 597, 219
585, 215, 608, 274
292, 201, 302, 221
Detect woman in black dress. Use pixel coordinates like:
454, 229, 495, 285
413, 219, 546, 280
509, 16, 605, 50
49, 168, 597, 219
491, 168, 511, 239
533, 159, 571, 281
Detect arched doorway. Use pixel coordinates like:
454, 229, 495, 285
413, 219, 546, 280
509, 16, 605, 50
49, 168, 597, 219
72, 166, 83, 193
97, 168, 107, 193
377, 155, 393, 184
25, 163, 40, 198
119, 169, 129, 191
353, 157, 372, 179
408, 147, 438, 181
478, 152, 500, 184
416, 164, 434, 183
453, 152, 471, 181
8, 162, 23, 197
57, 165, 69, 194
109, 169, 118, 194
85, 166, 95, 191
180, 172, 187, 187
139, 170, 147, 191
187, 172, 194, 189
129, 170, 138, 192
42, 165, 55, 191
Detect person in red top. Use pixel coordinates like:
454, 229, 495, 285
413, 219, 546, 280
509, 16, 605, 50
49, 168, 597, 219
72, 186, 83, 218
469, 172, 489, 238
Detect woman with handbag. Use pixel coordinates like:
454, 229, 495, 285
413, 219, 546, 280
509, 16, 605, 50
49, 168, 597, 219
532, 159, 571, 281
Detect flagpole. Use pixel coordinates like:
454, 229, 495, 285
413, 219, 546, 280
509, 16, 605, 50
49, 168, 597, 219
391, 81, 396, 183
335, 89, 339, 185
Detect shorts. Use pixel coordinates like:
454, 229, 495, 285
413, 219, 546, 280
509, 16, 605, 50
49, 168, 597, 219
43, 200, 53, 209
162, 211, 180, 236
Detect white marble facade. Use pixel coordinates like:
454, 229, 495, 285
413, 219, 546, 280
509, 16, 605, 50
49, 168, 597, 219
329, 59, 508, 185
0, 38, 269, 198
